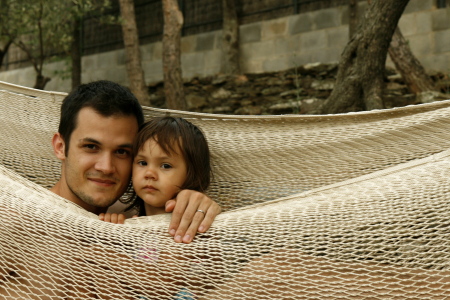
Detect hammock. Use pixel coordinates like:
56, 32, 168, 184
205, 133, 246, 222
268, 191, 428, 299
1, 79, 450, 299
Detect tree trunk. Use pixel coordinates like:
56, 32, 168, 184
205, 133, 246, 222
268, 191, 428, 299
119, 0, 150, 106
34, 74, 51, 90
320, 0, 410, 114
221, 0, 240, 75
71, 16, 82, 89
348, 0, 359, 39
388, 27, 438, 94
0, 40, 12, 69
162, 0, 186, 110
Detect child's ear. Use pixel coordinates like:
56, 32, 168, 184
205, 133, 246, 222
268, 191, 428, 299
52, 133, 66, 160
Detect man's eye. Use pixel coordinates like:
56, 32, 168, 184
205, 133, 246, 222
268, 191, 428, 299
161, 163, 172, 169
83, 144, 98, 151
116, 149, 131, 157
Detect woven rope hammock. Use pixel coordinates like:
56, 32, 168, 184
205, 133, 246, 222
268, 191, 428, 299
1, 79, 450, 299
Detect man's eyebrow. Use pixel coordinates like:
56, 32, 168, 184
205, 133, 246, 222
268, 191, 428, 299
119, 143, 133, 149
80, 138, 101, 144
80, 138, 132, 149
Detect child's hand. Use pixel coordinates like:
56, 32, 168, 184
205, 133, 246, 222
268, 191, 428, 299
98, 213, 127, 224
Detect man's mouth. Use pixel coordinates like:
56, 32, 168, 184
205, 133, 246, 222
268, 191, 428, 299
88, 178, 116, 187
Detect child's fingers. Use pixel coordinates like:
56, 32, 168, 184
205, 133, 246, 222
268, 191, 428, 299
99, 213, 126, 224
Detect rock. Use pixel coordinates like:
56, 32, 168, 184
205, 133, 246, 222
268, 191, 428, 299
212, 74, 229, 85
261, 86, 284, 95
269, 101, 301, 114
186, 94, 208, 109
234, 106, 262, 115
213, 106, 233, 114
416, 91, 449, 104
266, 77, 285, 86
280, 90, 301, 98
211, 88, 232, 99
300, 98, 322, 114
311, 80, 334, 90
386, 82, 406, 91
234, 75, 249, 85
145, 61, 448, 115
241, 100, 253, 106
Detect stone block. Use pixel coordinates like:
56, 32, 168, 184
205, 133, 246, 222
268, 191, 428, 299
431, 8, 450, 31
398, 14, 417, 36
289, 14, 313, 35
407, 34, 432, 56
106, 66, 127, 85
84, 69, 107, 83
327, 26, 348, 48
416, 12, 433, 34
97, 51, 119, 69
311, 48, 340, 65
116, 49, 126, 66
82, 56, 96, 71
203, 50, 221, 75
434, 29, 450, 53
404, 0, 433, 14
213, 30, 223, 50
140, 44, 154, 62
182, 52, 205, 75
0, 67, 34, 88
239, 23, 262, 44
152, 42, 163, 60
285, 34, 301, 52
300, 30, 328, 50
47, 76, 71, 93
262, 18, 288, 40
181, 35, 197, 53
262, 57, 290, 73
422, 54, 450, 72
273, 38, 293, 57
323, 47, 343, 63
240, 59, 262, 74
291, 52, 315, 68
241, 40, 276, 60
340, 1, 368, 27
312, 8, 341, 30
142, 60, 163, 80
195, 32, 216, 51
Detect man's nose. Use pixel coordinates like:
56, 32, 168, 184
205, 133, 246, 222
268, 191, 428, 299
95, 153, 115, 174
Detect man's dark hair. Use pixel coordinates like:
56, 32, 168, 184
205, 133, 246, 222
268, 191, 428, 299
58, 80, 145, 154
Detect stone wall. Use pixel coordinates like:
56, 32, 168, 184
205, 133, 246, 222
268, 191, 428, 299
0, 0, 449, 93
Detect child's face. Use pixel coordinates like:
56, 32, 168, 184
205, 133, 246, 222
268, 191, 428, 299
132, 138, 187, 210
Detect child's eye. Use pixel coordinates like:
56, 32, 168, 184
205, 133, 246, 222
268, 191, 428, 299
137, 161, 147, 166
161, 163, 172, 169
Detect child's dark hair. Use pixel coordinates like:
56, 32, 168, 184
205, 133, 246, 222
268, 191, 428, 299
124, 116, 212, 216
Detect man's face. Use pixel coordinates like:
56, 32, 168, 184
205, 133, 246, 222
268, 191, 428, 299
53, 107, 139, 213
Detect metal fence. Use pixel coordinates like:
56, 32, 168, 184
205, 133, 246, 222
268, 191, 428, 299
82, 0, 351, 55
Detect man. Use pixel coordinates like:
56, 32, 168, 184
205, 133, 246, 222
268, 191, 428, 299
50, 80, 221, 243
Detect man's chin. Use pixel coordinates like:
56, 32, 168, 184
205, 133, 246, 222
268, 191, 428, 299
84, 194, 118, 209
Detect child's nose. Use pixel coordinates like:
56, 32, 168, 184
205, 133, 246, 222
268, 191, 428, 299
144, 167, 157, 180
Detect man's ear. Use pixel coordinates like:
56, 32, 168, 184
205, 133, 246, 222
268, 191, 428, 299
52, 133, 66, 160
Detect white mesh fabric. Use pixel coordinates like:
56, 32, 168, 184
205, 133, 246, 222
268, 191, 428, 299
1, 80, 450, 299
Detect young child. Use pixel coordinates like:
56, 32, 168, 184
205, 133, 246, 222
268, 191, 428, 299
100, 116, 212, 220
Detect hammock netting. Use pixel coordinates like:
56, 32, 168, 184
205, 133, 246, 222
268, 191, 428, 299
1, 80, 450, 299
